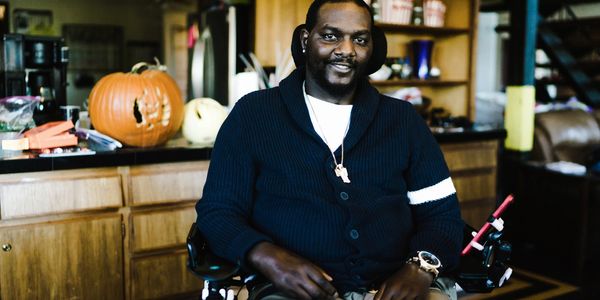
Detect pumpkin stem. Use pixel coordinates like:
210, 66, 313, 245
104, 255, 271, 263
131, 62, 150, 74
154, 57, 168, 71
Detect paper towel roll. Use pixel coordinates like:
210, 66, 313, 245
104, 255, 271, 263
231, 71, 259, 109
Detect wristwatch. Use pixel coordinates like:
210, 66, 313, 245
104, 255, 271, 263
406, 251, 442, 278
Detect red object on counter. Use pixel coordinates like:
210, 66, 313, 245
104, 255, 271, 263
23, 120, 78, 149
28, 133, 78, 149
24, 120, 74, 138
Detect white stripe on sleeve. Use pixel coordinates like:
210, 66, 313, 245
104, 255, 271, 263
407, 177, 456, 205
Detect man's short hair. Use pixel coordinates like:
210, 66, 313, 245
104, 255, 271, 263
305, 0, 374, 31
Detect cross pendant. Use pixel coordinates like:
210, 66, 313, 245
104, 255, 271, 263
334, 164, 351, 183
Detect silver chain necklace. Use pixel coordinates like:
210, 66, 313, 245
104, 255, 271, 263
304, 90, 351, 184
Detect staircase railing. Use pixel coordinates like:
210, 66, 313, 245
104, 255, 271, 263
537, 1, 600, 106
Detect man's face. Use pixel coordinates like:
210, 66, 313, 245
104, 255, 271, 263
303, 2, 373, 95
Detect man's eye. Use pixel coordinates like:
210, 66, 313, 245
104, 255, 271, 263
322, 34, 337, 41
355, 37, 368, 45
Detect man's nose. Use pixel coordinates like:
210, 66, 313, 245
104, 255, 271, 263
335, 38, 355, 57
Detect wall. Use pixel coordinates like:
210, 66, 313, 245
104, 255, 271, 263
7, 0, 195, 108
476, 12, 501, 93
8, 0, 163, 42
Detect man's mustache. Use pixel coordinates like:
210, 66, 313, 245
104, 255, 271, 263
327, 58, 357, 67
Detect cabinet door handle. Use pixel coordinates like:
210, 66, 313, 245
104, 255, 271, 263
2, 244, 12, 252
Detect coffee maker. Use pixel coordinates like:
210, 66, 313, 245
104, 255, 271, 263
0, 34, 69, 124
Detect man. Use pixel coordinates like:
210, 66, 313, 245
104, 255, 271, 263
195, 0, 463, 299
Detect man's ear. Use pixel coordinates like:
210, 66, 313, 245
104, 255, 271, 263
300, 29, 309, 52
291, 24, 307, 67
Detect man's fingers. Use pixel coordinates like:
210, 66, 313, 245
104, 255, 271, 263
307, 268, 337, 297
374, 283, 386, 300
289, 285, 312, 300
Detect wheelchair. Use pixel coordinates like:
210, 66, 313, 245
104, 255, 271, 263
187, 196, 515, 300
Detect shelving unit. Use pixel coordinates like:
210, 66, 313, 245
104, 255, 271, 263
375, 22, 470, 35
374, 0, 479, 120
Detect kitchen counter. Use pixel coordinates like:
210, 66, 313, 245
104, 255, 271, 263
432, 126, 506, 143
0, 128, 506, 175
0, 137, 211, 175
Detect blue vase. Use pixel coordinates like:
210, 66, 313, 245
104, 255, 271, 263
411, 40, 434, 80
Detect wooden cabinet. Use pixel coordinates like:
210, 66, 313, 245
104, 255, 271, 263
0, 161, 210, 300
129, 207, 199, 299
130, 250, 200, 299
0, 215, 124, 299
124, 161, 209, 299
0, 168, 123, 219
0, 168, 125, 300
440, 139, 499, 227
254, 0, 312, 67
372, 0, 479, 120
126, 162, 208, 206
130, 207, 197, 253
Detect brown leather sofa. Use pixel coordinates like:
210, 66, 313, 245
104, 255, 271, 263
531, 109, 600, 165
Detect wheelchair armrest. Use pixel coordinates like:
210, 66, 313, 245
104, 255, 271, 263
186, 223, 241, 281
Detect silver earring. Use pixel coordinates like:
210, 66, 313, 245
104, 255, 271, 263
302, 48, 306, 53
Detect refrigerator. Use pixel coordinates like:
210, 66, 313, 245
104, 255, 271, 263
189, 0, 251, 107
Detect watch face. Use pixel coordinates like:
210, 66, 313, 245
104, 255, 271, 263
419, 251, 441, 267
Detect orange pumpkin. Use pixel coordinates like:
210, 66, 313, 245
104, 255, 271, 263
88, 62, 185, 147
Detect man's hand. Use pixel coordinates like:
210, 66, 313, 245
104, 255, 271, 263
248, 242, 338, 300
374, 263, 434, 300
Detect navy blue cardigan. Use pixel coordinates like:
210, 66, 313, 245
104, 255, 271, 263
195, 68, 463, 293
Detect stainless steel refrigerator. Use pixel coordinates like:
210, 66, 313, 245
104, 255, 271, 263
189, 0, 251, 107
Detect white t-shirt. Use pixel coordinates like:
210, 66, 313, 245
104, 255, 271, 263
303, 84, 353, 152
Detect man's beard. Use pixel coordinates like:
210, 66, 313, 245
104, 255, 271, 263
308, 63, 361, 99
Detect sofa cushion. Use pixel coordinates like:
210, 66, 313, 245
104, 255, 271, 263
532, 109, 600, 163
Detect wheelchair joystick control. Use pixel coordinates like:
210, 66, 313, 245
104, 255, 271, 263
456, 194, 515, 293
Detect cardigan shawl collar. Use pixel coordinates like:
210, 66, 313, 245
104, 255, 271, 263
278, 67, 382, 155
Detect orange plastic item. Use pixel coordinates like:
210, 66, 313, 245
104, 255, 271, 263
23, 120, 74, 139
28, 133, 78, 149
23, 120, 77, 150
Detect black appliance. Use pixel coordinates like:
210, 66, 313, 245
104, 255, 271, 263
0, 34, 69, 124
189, 0, 251, 106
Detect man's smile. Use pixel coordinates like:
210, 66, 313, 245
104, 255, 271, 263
328, 60, 355, 73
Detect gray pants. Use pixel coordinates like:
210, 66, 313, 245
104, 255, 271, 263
257, 277, 457, 300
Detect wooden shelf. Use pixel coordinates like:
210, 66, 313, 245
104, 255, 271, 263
374, 22, 470, 35
376, 0, 477, 119
370, 79, 468, 87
